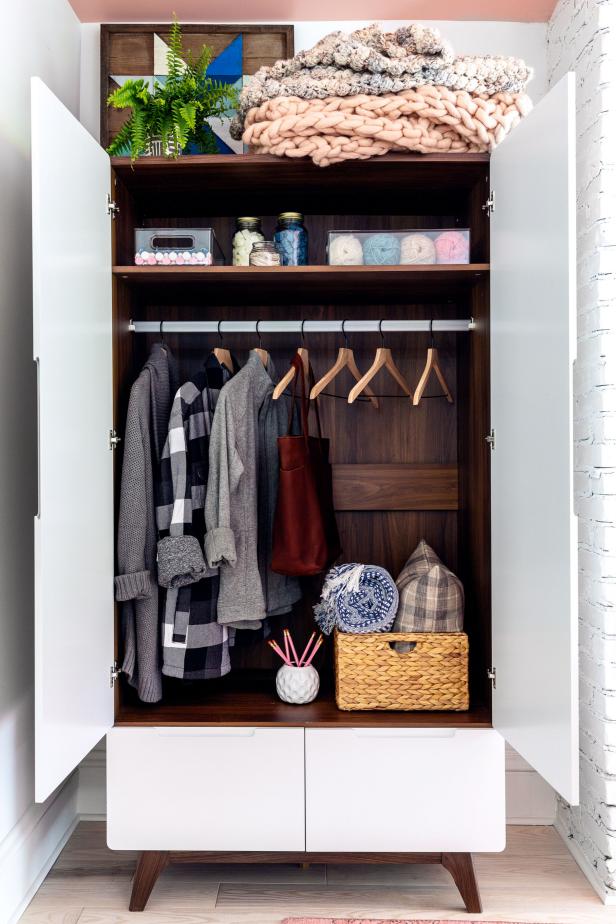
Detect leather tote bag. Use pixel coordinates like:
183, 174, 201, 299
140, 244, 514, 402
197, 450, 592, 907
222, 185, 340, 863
271, 354, 341, 576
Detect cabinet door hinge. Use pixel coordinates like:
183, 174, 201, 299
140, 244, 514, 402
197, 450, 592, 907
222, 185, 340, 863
485, 429, 495, 450
109, 428, 121, 450
488, 667, 496, 689
482, 190, 495, 216
106, 193, 120, 219
110, 661, 122, 687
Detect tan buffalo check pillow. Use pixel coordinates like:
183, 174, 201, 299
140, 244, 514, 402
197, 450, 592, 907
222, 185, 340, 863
394, 540, 464, 640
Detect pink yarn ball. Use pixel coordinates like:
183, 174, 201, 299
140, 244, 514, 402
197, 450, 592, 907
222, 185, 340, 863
434, 231, 469, 264
135, 254, 143, 265
176, 257, 184, 265
147, 255, 157, 265
162, 256, 170, 265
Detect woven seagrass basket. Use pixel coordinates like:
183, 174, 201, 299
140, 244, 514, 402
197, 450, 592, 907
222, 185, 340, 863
334, 630, 469, 711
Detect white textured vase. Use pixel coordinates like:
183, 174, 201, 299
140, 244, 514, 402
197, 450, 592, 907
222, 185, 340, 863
276, 665, 320, 704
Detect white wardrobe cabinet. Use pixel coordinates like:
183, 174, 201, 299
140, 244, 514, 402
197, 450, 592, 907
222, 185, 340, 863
31, 70, 578, 914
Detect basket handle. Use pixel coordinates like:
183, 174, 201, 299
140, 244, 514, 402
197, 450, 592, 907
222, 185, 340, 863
386, 640, 417, 654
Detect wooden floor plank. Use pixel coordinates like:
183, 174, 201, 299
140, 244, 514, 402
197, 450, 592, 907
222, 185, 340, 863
19, 822, 614, 924
19, 913, 82, 924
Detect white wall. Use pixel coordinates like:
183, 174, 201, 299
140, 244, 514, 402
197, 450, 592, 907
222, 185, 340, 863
547, 0, 616, 904
0, 2, 82, 922
79, 18, 548, 141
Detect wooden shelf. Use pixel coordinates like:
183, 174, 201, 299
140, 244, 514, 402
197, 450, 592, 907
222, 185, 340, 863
111, 152, 490, 216
114, 263, 488, 304
111, 151, 489, 195
116, 679, 491, 729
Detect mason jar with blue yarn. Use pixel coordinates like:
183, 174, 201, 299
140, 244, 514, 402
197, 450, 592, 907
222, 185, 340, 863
274, 212, 308, 265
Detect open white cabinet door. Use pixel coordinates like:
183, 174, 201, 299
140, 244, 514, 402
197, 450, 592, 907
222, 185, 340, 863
32, 78, 114, 802
491, 73, 578, 805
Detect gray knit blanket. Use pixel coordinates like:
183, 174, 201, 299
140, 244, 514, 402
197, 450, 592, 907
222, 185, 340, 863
230, 23, 533, 139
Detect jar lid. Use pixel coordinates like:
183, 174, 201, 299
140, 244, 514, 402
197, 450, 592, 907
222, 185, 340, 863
251, 240, 276, 249
237, 216, 261, 225
278, 211, 303, 221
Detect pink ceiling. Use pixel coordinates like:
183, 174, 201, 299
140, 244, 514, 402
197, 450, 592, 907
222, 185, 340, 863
68, 1, 558, 23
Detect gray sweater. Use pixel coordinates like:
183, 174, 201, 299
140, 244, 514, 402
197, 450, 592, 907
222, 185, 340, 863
204, 351, 301, 628
115, 343, 177, 702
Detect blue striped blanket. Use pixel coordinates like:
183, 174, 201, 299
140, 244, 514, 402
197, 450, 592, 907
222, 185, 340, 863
313, 563, 399, 635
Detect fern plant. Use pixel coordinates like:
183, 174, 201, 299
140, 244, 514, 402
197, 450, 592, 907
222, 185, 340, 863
107, 17, 238, 160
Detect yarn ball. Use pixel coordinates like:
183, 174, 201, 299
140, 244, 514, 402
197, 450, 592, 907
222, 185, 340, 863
400, 233, 437, 265
363, 233, 401, 266
434, 230, 470, 264
329, 234, 364, 266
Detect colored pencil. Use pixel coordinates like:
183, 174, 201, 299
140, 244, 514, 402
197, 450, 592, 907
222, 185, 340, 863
268, 639, 292, 665
283, 629, 291, 662
303, 635, 323, 667
298, 631, 316, 667
284, 628, 300, 666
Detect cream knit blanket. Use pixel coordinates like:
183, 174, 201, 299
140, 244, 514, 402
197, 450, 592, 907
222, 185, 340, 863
242, 87, 533, 167
231, 22, 533, 140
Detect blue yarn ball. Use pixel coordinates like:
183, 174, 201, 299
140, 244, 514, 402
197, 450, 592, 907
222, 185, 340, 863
363, 233, 401, 265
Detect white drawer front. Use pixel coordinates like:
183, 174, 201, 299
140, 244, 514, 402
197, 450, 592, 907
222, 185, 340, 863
107, 727, 305, 850
306, 728, 505, 852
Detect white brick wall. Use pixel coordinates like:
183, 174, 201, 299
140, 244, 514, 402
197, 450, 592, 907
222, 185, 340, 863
547, 0, 616, 901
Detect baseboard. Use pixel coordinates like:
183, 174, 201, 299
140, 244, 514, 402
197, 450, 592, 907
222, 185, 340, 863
554, 813, 616, 905
77, 746, 106, 819
0, 772, 79, 924
505, 770, 556, 824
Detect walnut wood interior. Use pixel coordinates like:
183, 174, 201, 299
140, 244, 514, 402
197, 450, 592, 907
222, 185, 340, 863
111, 153, 491, 727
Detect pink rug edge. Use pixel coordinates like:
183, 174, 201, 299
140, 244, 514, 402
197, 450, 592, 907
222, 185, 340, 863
282, 919, 545, 924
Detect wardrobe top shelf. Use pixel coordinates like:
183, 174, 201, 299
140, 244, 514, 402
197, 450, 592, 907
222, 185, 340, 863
114, 263, 489, 304
110, 152, 490, 203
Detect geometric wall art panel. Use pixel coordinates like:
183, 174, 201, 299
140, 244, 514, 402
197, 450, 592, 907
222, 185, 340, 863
101, 23, 294, 155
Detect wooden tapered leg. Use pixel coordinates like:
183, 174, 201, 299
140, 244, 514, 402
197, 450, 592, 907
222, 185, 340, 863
129, 851, 169, 912
441, 852, 482, 913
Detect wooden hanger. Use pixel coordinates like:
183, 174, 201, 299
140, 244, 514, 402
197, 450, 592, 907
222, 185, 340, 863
412, 321, 454, 406
253, 319, 269, 367
273, 321, 310, 399
310, 321, 378, 409
348, 321, 412, 404
212, 320, 233, 371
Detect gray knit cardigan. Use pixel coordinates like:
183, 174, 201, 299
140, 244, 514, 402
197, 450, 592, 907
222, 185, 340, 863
205, 351, 301, 629
115, 343, 177, 702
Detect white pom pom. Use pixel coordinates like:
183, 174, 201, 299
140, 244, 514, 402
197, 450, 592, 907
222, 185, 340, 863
400, 233, 437, 265
329, 234, 364, 266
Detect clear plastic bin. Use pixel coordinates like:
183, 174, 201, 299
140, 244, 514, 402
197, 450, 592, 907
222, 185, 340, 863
327, 229, 470, 266
134, 228, 225, 266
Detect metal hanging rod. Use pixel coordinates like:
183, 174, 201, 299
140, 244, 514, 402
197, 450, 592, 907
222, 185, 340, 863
129, 319, 474, 334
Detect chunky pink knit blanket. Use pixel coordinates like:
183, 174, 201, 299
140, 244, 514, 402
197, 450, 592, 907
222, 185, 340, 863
243, 87, 532, 167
